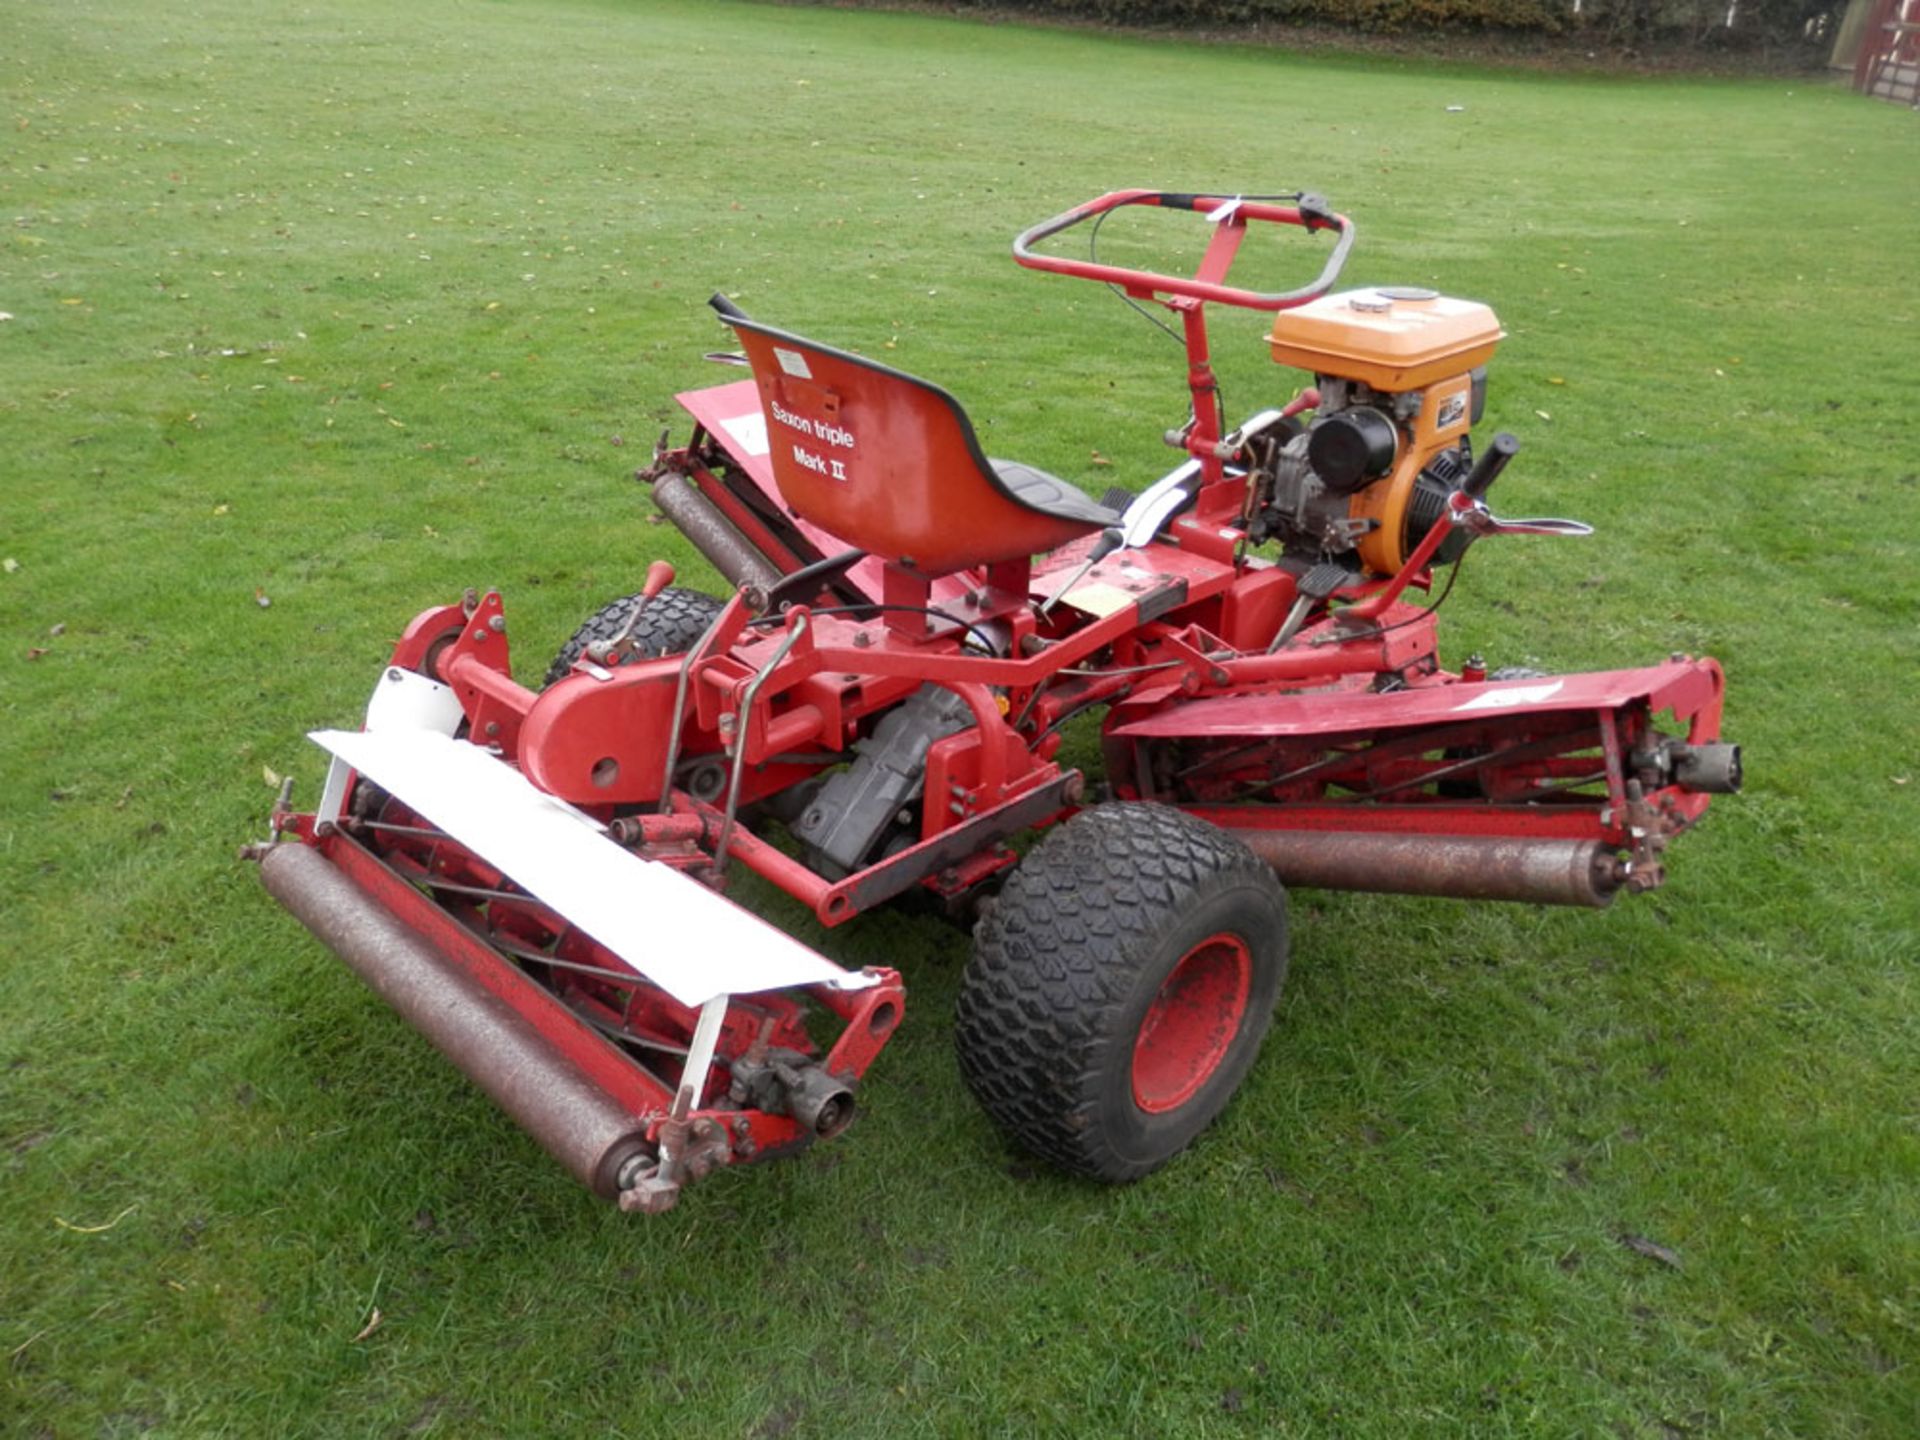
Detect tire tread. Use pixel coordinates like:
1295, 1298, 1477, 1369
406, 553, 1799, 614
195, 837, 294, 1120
955, 803, 1285, 1181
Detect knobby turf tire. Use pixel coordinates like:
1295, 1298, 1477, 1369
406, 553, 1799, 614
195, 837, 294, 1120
955, 803, 1288, 1182
540, 587, 725, 689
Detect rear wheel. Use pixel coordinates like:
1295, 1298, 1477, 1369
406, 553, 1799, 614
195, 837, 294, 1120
541, 587, 726, 689
954, 803, 1288, 1181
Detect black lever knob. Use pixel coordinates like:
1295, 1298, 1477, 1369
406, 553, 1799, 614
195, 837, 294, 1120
1461, 431, 1519, 501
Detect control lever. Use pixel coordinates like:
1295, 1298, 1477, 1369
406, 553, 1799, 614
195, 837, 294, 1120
1460, 512, 1594, 539
1342, 429, 1587, 627
1462, 430, 1520, 499
589, 560, 677, 665
1037, 526, 1123, 620
1453, 431, 1591, 538
1268, 561, 1352, 653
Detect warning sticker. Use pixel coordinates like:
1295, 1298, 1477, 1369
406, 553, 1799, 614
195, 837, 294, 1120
1051, 581, 1136, 620
774, 347, 812, 380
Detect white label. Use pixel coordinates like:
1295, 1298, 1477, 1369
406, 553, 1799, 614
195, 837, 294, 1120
719, 410, 769, 458
1454, 680, 1565, 712
768, 399, 856, 450
774, 346, 812, 379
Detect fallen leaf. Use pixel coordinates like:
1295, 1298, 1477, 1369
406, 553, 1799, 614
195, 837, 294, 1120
1534, 410, 1552, 421
212, 503, 230, 516
1548, 376, 1566, 386
0, 311, 13, 322
27, 647, 48, 660
48, 622, 64, 636
351, 1307, 384, 1343
2, 557, 18, 573
1893, 776, 1910, 786
263, 765, 282, 788
254, 588, 271, 609
1089, 450, 1112, 467
1619, 1232, 1682, 1269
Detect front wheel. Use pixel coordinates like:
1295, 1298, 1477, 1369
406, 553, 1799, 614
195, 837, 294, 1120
954, 803, 1288, 1182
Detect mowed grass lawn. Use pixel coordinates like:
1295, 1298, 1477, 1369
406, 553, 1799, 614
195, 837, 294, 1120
3, 0, 1917, 1434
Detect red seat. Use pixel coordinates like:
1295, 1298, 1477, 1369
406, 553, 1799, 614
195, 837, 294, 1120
716, 303, 1116, 578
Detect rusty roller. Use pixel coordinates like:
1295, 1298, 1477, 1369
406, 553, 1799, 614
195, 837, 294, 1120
1223, 829, 1623, 909
649, 470, 781, 593
260, 842, 654, 1198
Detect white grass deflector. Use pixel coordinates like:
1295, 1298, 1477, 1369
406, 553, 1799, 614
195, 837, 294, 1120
307, 727, 876, 1009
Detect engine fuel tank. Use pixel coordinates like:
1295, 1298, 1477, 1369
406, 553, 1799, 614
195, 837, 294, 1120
1268, 288, 1504, 391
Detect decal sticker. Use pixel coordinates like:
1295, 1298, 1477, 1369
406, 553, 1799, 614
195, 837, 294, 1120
1051, 581, 1136, 619
769, 400, 856, 451
1436, 391, 1467, 429
1454, 680, 1565, 712
719, 411, 769, 458
774, 347, 812, 379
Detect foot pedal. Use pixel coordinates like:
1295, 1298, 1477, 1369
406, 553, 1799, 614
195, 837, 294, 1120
1268, 562, 1354, 653
1297, 561, 1352, 601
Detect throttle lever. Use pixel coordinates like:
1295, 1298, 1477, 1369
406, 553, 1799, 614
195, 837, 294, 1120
1462, 513, 1594, 539
1453, 430, 1591, 538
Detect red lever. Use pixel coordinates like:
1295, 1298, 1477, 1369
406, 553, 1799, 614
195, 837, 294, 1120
641, 559, 676, 600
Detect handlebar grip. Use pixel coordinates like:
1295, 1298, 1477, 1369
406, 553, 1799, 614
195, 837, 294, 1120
708, 292, 751, 323
1462, 431, 1519, 501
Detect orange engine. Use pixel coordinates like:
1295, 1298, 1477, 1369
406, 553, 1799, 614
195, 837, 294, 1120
1259, 288, 1505, 576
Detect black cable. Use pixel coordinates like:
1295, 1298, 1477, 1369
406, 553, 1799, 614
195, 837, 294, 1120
745, 603, 1001, 655
1321, 545, 1472, 647
1088, 206, 1186, 348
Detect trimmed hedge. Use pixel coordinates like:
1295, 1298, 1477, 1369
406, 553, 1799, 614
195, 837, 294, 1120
892, 0, 1843, 49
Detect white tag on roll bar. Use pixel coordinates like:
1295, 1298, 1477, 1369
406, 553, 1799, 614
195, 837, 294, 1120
307, 727, 875, 1009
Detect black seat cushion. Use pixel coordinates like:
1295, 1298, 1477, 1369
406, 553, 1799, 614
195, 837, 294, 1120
989, 459, 1122, 529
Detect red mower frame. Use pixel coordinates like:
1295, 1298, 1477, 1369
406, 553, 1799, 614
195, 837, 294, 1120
254, 189, 1740, 1212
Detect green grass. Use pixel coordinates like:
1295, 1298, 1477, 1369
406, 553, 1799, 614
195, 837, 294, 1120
3, 1, 1917, 1434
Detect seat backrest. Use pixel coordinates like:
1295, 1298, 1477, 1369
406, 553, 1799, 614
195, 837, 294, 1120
720, 312, 1100, 576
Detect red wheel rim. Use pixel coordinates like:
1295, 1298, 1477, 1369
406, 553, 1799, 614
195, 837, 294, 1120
1130, 932, 1253, 1114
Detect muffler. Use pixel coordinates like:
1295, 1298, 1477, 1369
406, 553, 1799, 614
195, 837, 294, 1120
260, 842, 654, 1198
1220, 828, 1623, 909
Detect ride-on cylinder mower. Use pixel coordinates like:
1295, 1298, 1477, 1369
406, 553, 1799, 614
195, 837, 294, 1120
251, 190, 1740, 1212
